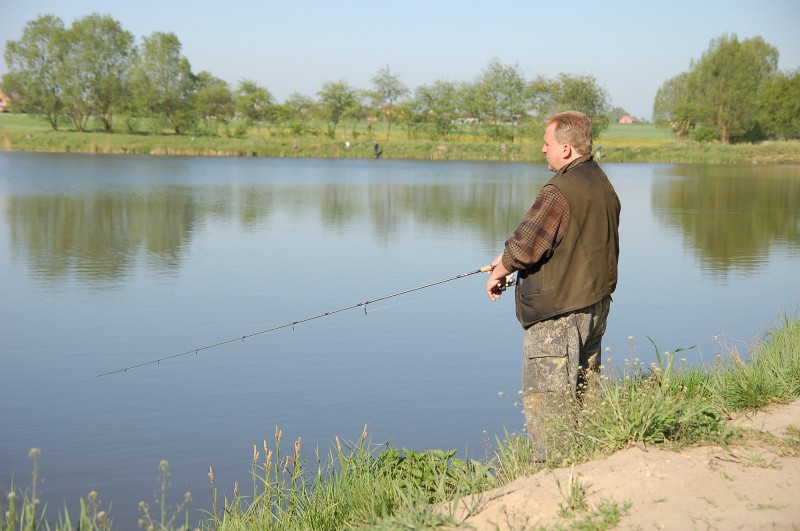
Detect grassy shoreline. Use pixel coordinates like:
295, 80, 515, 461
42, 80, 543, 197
2, 114, 799, 164
4, 313, 799, 530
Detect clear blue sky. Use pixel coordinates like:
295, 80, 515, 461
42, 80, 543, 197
2, 0, 798, 120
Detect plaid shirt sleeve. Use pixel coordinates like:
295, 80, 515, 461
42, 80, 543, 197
501, 184, 570, 273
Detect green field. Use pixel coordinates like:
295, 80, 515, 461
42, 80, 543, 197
2, 113, 798, 164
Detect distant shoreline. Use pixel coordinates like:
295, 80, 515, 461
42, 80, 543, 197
2, 117, 799, 165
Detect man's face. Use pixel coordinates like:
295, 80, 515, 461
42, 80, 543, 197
541, 122, 565, 171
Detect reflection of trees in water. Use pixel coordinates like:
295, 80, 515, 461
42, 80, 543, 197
8, 187, 198, 283
652, 165, 800, 274
10, 159, 797, 286
7, 175, 549, 284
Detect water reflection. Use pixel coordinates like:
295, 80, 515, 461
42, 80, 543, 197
651, 164, 800, 273
4, 156, 799, 286
6, 179, 543, 284
8, 188, 197, 282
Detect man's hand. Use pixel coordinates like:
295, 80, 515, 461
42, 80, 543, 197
486, 275, 507, 301
486, 252, 511, 301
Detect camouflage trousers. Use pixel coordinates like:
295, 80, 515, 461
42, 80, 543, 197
521, 296, 611, 459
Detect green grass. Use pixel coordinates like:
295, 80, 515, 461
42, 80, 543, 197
3, 312, 799, 529
599, 123, 676, 144
2, 113, 799, 164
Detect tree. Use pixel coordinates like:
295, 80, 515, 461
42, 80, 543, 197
284, 92, 314, 121
551, 73, 611, 138
686, 34, 778, 143
410, 80, 463, 140
471, 58, 528, 142
527, 75, 556, 119
758, 68, 800, 140
653, 72, 693, 142
60, 14, 135, 132
2, 15, 66, 130
129, 32, 196, 134
347, 89, 370, 140
194, 72, 234, 134
370, 65, 409, 141
235, 79, 273, 133
283, 92, 315, 135
316, 80, 357, 140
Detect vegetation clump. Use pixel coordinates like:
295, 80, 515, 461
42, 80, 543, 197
3, 314, 799, 529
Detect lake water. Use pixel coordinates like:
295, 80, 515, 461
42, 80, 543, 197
1, 152, 798, 526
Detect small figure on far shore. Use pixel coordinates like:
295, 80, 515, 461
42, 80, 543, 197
374, 141, 383, 159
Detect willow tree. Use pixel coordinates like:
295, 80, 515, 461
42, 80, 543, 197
129, 32, 196, 134
370, 65, 409, 141
61, 14, 135, 132
551, 73, 612, 139
316, 80, 357, 140
2, 15, 66, 129
235, 79, 273, 133
470, 58, 528, 142
653, 72, 693, 142
758, 68, 800, 140
686, 34, 778, 143
409, 80, 464, 140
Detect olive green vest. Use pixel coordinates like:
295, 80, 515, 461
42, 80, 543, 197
515, 159, 620, 328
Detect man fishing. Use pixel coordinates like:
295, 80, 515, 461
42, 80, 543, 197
485, 111, 621, 463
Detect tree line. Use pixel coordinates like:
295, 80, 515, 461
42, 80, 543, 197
3, 14, 797, 144
653, 34, 800, 143
0, 14, 613, 142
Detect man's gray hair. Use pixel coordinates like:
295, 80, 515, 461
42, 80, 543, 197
547, 111, 593, 156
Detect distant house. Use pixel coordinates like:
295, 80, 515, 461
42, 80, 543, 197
618, 115, 634, 125
0, 91, 9, 112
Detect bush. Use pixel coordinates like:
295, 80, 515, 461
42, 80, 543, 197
691, 126, 718, 142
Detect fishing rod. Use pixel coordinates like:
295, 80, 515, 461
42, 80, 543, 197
97, 264, 503, 378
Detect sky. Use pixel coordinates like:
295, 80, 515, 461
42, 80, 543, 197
1, 0, 799, 121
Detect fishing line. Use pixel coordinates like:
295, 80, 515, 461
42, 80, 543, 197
97, 265, 494, 377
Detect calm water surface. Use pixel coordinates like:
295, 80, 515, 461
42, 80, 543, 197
1, 152, 798, 525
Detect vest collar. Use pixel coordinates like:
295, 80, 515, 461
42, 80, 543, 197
555, 154, 594, 175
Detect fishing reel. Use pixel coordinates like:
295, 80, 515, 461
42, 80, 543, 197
498, 274, 517, 292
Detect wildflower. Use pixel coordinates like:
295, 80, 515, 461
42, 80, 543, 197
498, 391, 505, 398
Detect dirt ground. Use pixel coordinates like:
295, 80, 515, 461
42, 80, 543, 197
451, 400, 800, 530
